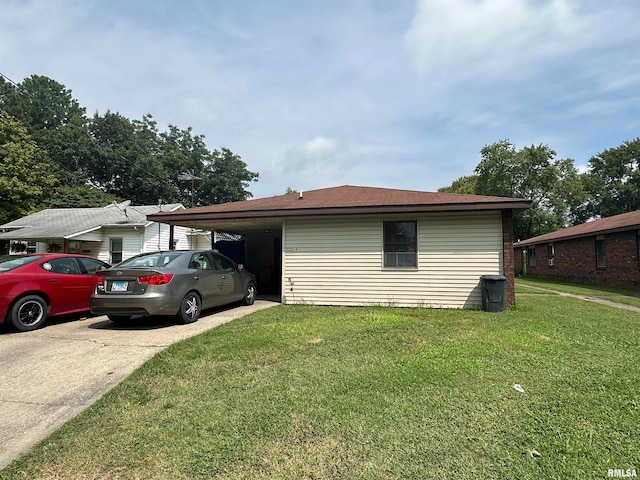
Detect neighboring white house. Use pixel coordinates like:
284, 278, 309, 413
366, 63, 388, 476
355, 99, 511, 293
0, 201, 211, 264
148, 185, 531, 309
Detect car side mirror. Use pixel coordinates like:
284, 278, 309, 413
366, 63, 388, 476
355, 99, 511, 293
237, 264, 244, 271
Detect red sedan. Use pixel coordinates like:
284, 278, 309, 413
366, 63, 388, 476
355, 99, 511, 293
0, 254, 111, 332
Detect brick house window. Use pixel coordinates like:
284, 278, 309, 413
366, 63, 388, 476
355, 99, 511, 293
528, 248, 536, 267
548, 244, 555, 266
383, 221, 417, 268
595, 236, 606, 268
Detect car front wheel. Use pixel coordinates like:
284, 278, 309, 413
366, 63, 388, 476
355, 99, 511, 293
244, 282, 256, 306
9, 295, 48, 332
177, 291, 201, 324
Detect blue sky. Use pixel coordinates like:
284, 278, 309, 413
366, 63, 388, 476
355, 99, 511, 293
2, 0, 639, 199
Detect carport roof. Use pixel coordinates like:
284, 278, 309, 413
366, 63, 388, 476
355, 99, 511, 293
147, 185, 531, 230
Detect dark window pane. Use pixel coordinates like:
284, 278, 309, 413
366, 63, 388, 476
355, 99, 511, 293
383, 221, 417, 268
596, 239, 606, 267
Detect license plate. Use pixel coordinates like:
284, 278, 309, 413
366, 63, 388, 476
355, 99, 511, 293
111, 281, 128, 292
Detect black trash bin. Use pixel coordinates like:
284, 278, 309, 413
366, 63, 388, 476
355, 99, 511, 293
480, 275, 507, 312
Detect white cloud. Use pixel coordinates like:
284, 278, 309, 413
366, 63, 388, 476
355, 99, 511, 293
280, 136, 347, 173
405, 0, 592, 79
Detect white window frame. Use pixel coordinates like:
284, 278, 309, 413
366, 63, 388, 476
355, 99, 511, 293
110, 238, 123, 264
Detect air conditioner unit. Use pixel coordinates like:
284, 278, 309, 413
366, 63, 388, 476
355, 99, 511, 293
548, 258, 554, 266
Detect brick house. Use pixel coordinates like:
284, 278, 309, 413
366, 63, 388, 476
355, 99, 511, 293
514, 210, 640, 288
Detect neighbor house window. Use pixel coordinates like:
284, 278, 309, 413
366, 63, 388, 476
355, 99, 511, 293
548, 244, 555, 266
528, 248, 536, 267
68, 240, 82, 254
110, 238, 123, 264
595, 236, 606, 267
383, 221, 417, 268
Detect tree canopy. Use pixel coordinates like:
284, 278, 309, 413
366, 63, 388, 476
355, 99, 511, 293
0, 74, 259, 222
583, 138, 640, 218
440, 139, 588, 241
0, 112, 58, 223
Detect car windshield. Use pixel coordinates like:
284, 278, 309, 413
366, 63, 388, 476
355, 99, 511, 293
116, 252, 183, 268
0, 255, 44, 272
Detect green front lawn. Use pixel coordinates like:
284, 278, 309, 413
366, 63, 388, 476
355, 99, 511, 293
2, 296, 639, 479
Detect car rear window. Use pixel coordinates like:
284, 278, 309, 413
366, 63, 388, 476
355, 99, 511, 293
0, 255, 44, 272
117, 252, 183, 268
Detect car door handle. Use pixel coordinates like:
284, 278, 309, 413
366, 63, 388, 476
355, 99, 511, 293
194, 276, 200, 281
221, 275, 227, 280
49, 279, 59, 283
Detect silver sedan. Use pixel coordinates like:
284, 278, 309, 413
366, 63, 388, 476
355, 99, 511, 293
90, 250, 257, 324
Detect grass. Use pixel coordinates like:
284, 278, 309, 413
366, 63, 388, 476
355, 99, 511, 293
517, 276, 640, 308
2, 295, 640, 479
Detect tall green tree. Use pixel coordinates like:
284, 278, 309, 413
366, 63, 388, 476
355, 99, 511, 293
40, 185, 119, 208
437, 174, 477, 194
441, 140, 587, 240
0, 75, 91, 180
1, 75, 117, 209
158, 123, 210, 206
0, 112, 57, 223
87, 111, 177, 205
584, 138, 640, 218
197, 148, 259, 205
477, 141, 586, 240
2, 74, 261, 209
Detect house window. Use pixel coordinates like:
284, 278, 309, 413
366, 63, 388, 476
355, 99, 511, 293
383, 221, 417, 268
110, 238, 123, 264
68, 240, 82, 254
548, 244, 555, 266
528, 248, 536, 267
595, 236, 606, 268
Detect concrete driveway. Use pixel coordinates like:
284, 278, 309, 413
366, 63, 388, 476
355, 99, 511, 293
0, 299, 278, 470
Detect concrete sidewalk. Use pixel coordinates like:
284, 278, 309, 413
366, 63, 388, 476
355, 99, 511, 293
519, 284, 640, 312
0, 300, 278, 470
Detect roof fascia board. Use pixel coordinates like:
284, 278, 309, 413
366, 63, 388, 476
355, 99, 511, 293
101, 223, 146, 227
517, 224, 640, 247
148, 202, 531, 223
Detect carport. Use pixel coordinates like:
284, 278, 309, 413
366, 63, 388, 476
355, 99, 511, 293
151, 212, 284, 299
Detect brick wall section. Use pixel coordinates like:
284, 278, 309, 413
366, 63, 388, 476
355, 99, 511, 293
515, 230, 640, 289
502, 210, 516, 306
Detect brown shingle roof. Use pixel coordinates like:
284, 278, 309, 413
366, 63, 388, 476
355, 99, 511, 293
148, 185, 531, 223
516, 210, 640, 246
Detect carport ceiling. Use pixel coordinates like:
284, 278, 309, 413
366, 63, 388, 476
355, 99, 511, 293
177, 217, 283, 235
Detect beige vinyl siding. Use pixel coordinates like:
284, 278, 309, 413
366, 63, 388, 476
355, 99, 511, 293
282, 212, 503, 308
